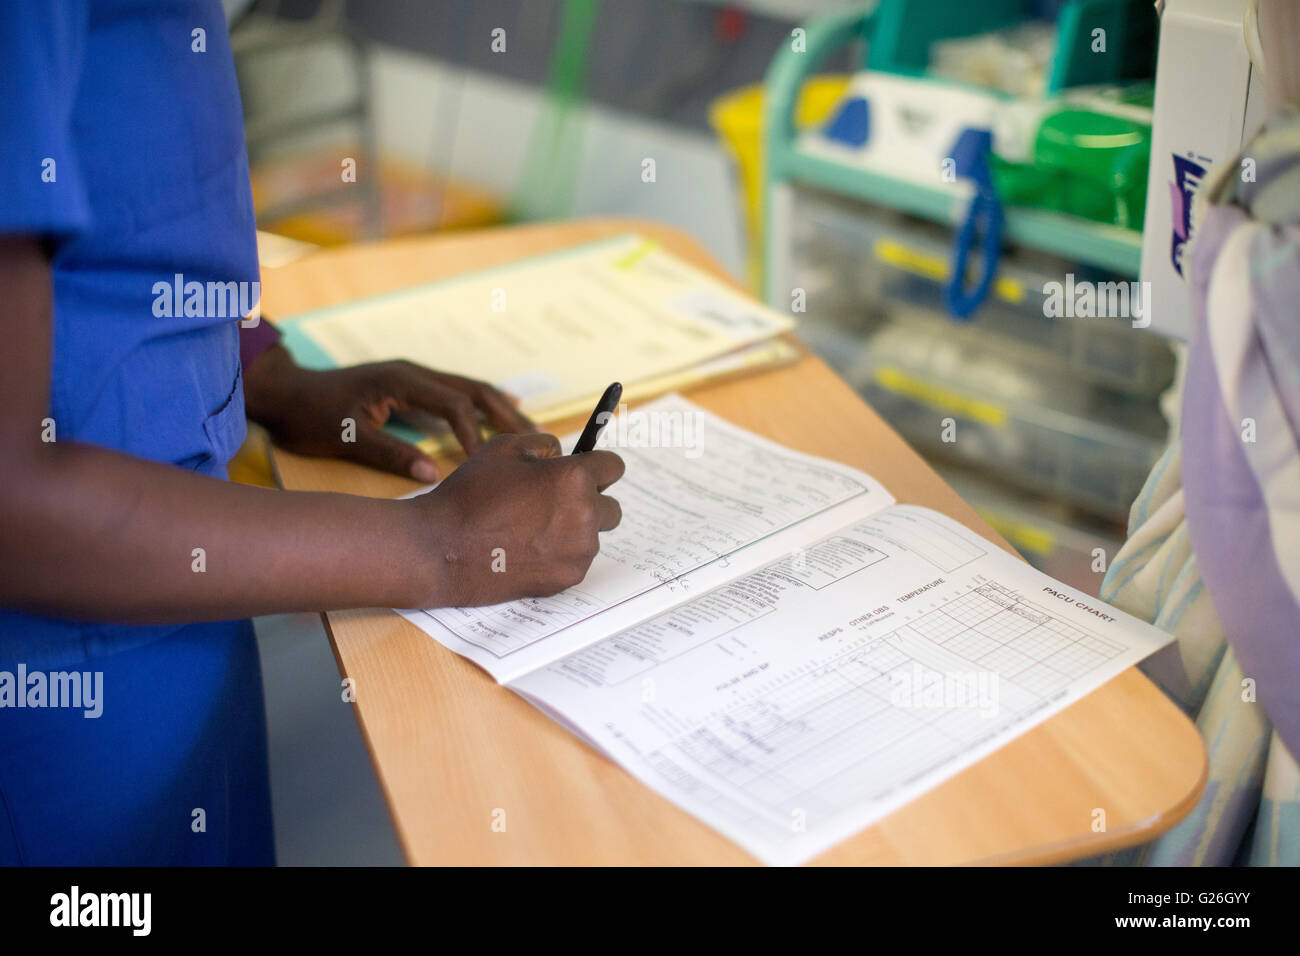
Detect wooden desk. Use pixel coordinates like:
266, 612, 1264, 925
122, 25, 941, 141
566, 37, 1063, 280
263, 219, 1206, 865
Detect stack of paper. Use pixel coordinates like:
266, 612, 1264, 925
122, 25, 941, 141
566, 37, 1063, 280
274, 234, 798, 450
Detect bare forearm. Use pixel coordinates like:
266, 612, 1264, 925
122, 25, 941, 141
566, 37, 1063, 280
0, 442, 431, 623
0, 234, 619, 625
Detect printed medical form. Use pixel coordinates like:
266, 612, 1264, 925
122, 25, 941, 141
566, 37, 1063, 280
398, 396, 1173, 865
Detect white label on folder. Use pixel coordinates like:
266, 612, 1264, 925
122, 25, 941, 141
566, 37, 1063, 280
494, 370, 563, 403
665, 291, 784, 339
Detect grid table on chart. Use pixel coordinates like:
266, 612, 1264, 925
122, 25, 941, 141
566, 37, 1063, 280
637, 584, 1133, 829
907, 586, 1127, 693
651, 641, 950, 808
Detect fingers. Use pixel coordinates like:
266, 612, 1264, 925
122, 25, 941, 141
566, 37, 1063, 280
350, 421, 440, 483
509, 432, 563, 459
463, 378, 537, 436
399, 365, 536, 451
570, 449, 625, 491
595, 493, 622, 532
406, 381, 485, 456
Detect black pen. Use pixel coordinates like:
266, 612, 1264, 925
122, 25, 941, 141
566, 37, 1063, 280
572, 382, 622, 454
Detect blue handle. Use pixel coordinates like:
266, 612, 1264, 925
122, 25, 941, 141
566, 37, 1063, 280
944, 183, 1003, 321
942, 128, 1003, 321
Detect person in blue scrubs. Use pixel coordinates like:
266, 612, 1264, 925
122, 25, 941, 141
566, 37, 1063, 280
0, 2, 624, 865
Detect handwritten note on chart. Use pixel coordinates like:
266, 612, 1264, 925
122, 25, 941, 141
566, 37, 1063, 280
401, 395, 891, 681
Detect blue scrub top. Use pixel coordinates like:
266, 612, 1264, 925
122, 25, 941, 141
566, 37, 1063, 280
5, 0, 256, 477
0, 1, 273, 864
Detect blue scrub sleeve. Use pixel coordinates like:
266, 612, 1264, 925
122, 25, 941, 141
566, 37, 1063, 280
0, 3, 93, 238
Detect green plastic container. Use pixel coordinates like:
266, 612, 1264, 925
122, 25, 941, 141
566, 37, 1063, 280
992, 108, 1151, 229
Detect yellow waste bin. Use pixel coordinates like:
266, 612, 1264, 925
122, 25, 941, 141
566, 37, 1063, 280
709, 75, 849, 292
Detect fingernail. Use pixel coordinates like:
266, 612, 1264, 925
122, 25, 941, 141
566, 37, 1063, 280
412, 460, 440, 483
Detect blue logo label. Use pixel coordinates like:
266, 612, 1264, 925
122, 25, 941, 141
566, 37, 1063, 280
1169, 154, 1208, 276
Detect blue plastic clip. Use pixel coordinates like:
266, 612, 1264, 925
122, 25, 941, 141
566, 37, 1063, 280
943, 128, 1003, 321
